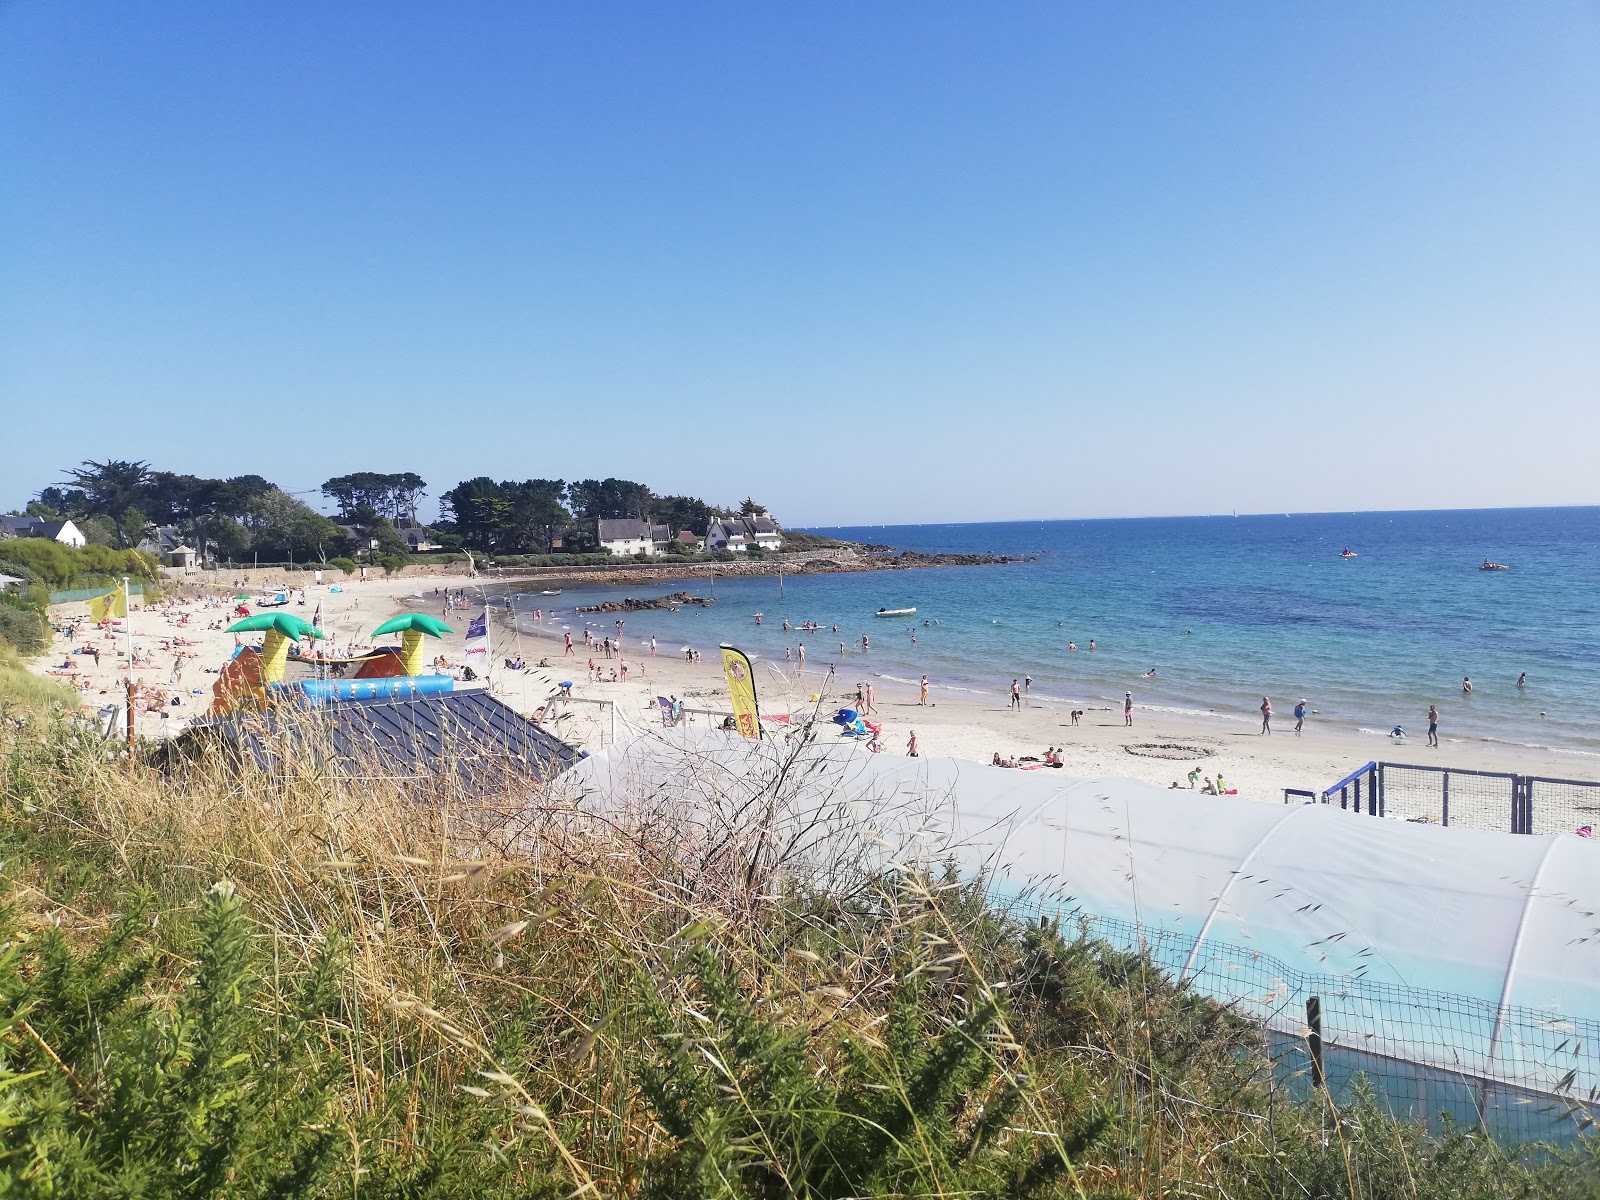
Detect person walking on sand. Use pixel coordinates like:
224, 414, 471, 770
919, 674, 929, 705
1124, 691, 1133, 726
650, 636, 657, 657
564, 632, 574, 656
906, 729, 919, 757
864, 683, 875, 714
1010, 679, 1022, 710
798, 642, 805, 668
1293, 699, 1307, 736
1259, 695, 1272, 735
1427, 704, 1439, 747
1024, 675, 1033, 701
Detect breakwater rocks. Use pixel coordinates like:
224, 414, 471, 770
576, 592, 714, 614
863, 548, 1031, 570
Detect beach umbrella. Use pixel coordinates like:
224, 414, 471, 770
226, 612, 325, 684
371, 613, 453, 676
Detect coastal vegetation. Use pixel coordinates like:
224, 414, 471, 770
1, 711, 1596, 1197
11, 461, 796, 567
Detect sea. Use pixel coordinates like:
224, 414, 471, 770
505, 507, 1600, 759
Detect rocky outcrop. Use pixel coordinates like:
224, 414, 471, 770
576, 592, 714, 614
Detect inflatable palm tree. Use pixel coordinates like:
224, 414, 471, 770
226, 612, 325, 684
370, 613, 453, 676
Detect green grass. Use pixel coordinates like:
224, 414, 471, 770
0, 714, 1596, 1197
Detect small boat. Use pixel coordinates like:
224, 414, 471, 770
875, 607, 916, 618
1480, 559, 1510, 572
540, 589, 562, 596
1339, 548, 1357, 558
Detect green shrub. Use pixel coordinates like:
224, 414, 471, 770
373, 553, 408, 574
327, 557, 357, 575
0, 540, 157, 591
0, 605, 48, 654
0, 881, 347, 1195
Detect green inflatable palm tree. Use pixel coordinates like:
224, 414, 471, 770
371, 613, 454, 676
226, 612, 325, 684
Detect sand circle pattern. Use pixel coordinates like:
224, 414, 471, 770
1123, 742, 1213, 760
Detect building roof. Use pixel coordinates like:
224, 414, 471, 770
161, 690, 577, 789
747, 516, 779, 535
1, 516, 72, 540
597, 518, 652, 542
676, 529, 700, 543
650, 524, 670, 542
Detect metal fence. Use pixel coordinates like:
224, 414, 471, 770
1293, 761, 1600, 836
48, 583, 147, 604
1064, 911, 1599, 1146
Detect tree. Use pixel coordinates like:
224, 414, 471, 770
243, 488, 348, 563
58, 460, 153, 545
321, 472, 428, 523
566, 479, 655, 532
503, 479, 570, 553
439, 477, 510, 551
29, 488, 86, 518
739, 496, 767, 518
653, 494, 716, 538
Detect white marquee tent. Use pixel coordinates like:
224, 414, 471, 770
567, 729, 1600, 1140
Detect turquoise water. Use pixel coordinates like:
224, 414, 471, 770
509, 507, 1600, 758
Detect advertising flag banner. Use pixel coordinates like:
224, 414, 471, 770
463, 609, 489, 664
719, 644, 761, 739
88, 589, 127, 623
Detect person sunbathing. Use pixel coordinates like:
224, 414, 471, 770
991, 752, 1018, 768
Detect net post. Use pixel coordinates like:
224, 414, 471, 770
1306, 995, 1326, 1092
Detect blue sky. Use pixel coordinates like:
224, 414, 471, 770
3, 3, 1597, 525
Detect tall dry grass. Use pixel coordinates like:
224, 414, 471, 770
2, 707, 1596, 1197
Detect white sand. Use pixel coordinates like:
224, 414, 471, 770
34, 573, 1600, 804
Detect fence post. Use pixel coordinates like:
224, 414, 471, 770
1441, 771, 1450, 827
1513, 776, 1532, 835
1371, 764, 1382, 816
1306, 996, 1326, 1093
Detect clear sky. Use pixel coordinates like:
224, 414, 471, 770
3, 3, 1597, 526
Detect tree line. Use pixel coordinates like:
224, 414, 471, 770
13, 461, 768, 562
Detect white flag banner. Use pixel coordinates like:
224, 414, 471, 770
463, 608, 490, 663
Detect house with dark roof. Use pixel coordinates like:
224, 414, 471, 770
1, 517, 86, 547
706, 516, 782, 553
597, 518, 656, 556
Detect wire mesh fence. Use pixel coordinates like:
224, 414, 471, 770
1296, 761, 1600, 837
1051, 910, 1600, 1146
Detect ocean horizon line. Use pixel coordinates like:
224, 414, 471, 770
796, 502, 1600, 533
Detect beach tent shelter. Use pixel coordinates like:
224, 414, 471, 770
565, 730, 1600, 1144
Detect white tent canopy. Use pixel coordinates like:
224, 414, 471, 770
567, 729, 1600, 1135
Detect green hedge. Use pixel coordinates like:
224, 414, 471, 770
0, 539, 159, 591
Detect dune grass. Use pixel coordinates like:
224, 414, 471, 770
1, 710, 1597, 1197
0, 639, 78, 719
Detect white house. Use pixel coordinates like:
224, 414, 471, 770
0, 516, 87, 547
597, 518, 657, 557
706, 516, 783, 553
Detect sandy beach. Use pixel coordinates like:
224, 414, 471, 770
32, 571, 1600, 806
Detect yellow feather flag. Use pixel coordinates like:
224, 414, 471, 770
87, 588, 127, 622
719, 644, 762, 739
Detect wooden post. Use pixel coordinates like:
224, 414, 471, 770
126, 679, 138, 765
